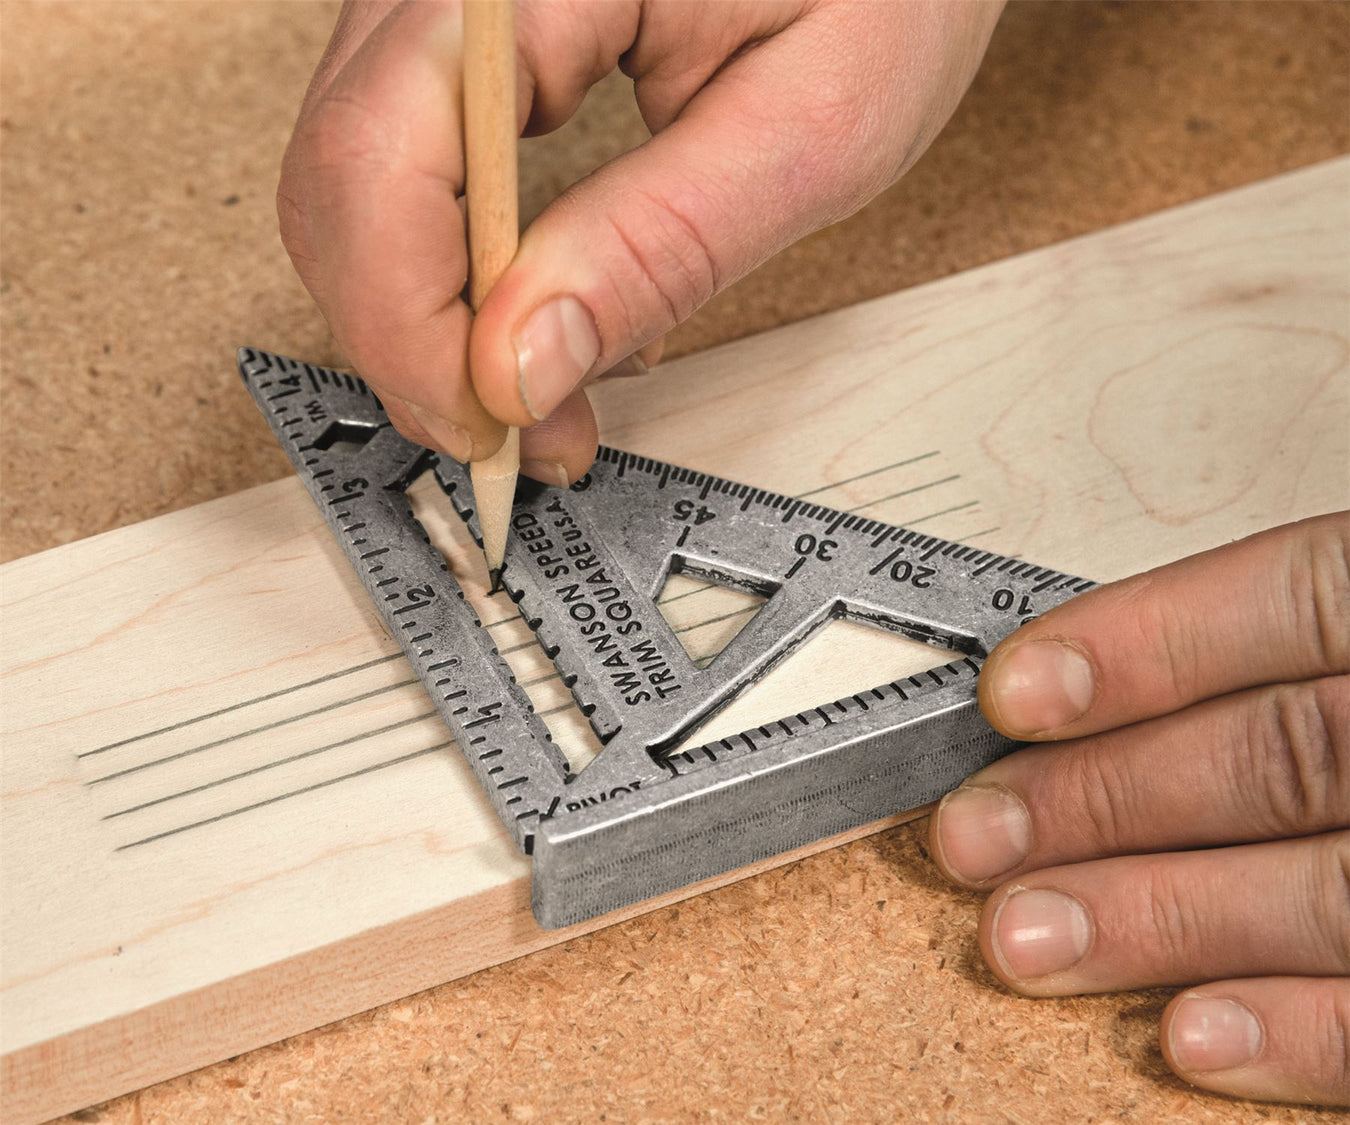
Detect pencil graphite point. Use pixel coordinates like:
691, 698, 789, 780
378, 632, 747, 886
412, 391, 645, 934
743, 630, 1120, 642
471, 426, 520, 583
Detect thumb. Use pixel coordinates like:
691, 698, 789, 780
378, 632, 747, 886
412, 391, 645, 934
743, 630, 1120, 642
469, 4, 996, 427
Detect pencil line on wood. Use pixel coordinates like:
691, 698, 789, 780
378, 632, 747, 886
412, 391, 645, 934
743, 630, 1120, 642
845, 475, 960, 513
83, 454, 962, 776
102, 712, 441, 819
794, 451, 941, 497
672, 607, 759, 635
902, 500, 981, 526
114, 742, 455, 851
77, 652, 406, 757
85, 679, 421, 786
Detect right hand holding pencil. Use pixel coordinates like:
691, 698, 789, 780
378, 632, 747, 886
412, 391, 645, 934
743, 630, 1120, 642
277, 0, 1004, 486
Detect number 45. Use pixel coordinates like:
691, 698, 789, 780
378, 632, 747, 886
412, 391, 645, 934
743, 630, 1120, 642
673, 499, 716, 525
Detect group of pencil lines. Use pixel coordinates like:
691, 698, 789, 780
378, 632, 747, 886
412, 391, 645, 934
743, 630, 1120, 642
76, 452, 994, 852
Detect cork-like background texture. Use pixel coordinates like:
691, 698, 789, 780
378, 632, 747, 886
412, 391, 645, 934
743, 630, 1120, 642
3, 2, 1348, 1121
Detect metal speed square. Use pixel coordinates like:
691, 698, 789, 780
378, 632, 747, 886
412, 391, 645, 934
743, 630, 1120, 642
238, 348, 1094, 928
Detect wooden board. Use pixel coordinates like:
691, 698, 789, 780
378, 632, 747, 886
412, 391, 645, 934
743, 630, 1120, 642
3, 158, 1348, 1125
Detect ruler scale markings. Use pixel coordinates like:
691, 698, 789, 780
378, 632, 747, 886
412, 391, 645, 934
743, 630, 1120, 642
238, 350, 1093, 926
239, 352, 570, 848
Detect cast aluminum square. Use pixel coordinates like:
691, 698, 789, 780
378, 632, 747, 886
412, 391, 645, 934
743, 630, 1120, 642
238, 349, 1094, 928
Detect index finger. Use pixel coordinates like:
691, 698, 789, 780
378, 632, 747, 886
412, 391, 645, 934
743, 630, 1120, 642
278, 0, 504, 457
978, 512, 1350, 739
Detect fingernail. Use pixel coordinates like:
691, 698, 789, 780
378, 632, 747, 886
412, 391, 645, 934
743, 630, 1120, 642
513, 296, 601, 421
991, 888, 1092, 980
519, 459, 571, 489
404, 401, 473, 462
934, 784, 1031, 884
1169, 996, 1262, 1072
606, 352, 649, 378
987, 641, 1095, 736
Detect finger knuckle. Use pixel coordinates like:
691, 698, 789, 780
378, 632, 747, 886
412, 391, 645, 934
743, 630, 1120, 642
1253, 679, 1350, 834
521, 5, 625, 133
1153, 604, 1207, 703
1311, 833, 1350, 974
1293, 516, 1350, 675
274, 185, 315, 275
296, 93, 400, 177
1114, 574, 1207, 703
1069, 745, 1135, 854
1310, 980, 1350, 1096
1143, 861, 1205, 968
779, 24, 896, 214
600, 191, 721, 336
276, 94, 402, 296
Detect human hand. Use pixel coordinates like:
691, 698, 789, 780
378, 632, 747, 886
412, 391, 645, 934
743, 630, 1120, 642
278, 0, 1004, 483
929, 513, 1350, 1106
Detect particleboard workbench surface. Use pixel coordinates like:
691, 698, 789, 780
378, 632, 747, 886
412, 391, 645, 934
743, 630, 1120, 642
2, 3, 1349, 1123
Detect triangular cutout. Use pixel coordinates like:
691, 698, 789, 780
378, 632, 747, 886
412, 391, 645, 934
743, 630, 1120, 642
242, 348, 1094, 928
656, 571, 767, 668
669, 616, 962, 755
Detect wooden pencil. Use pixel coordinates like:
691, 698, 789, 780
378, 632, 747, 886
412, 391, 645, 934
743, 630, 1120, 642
463, 0, 519, 592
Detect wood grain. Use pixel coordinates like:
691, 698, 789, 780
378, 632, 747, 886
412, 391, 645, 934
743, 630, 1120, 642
6, 1, 1348, 568
3, 158, 1348, 1125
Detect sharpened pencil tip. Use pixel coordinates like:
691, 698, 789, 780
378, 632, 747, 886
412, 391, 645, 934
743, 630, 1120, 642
488, 567, 504, 595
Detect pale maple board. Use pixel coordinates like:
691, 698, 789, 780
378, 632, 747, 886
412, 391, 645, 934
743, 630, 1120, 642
3, 159, 1348, 1125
